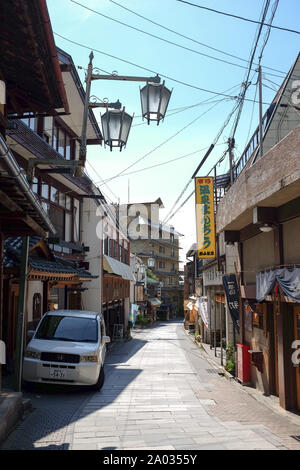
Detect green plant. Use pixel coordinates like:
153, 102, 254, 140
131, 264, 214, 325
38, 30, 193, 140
225, 343, 236, 375
135, 314, 151, 327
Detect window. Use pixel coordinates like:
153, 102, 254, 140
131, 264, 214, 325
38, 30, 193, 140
51, 121, 73, 160
65, 135, 71, 160
58, 128, 65, 156
36, 315, 98, 342
41, 183, 49, 199
50, 186, 59, 204
159, 245, 165, 253
21, 114, 36, 131
65, 212, 72, 242
32, 177, 39, 195
40, 183, 75, 242
49, 205, 64, 239
73, 199, 80, 242
159, 262, 165, 268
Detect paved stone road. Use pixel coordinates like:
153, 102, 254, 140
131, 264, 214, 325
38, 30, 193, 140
2, 320, 300, 450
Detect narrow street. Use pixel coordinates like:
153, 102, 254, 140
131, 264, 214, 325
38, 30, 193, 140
2, 320, 300, 451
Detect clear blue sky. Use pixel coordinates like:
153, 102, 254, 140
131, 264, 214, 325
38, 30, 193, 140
47, 0, 300, 261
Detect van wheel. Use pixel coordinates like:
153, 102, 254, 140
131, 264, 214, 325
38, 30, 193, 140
93, 366, 104, 391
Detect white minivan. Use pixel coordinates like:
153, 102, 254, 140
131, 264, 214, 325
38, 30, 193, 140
23, 310, 110, 390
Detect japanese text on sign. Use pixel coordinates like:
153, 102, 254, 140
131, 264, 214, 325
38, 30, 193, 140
194, 177, 216, 259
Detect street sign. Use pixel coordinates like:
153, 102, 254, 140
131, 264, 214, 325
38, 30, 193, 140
194, 177, 216, 258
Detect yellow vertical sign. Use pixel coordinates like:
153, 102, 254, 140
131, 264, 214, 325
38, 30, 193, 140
195, 177, 216, 258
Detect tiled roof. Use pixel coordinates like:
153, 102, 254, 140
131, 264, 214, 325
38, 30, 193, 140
4, 236, 96, 278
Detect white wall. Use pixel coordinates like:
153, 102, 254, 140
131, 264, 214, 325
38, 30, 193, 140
81, 197, 102, 313
27, 281, 43, 322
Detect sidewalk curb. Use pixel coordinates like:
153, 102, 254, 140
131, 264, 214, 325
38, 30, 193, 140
183, 326, 300, 427
0, 392, 26, 443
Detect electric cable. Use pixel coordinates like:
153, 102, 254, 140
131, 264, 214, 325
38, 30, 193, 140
53, 32, 292, 99
176, 0, 300, 35
99, 96, 232, 187
109, 0, 289, 77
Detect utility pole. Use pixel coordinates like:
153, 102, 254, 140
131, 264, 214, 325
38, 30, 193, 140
228, 137, 235, 185
13, 236, 29, 391
258, 65, 264, 159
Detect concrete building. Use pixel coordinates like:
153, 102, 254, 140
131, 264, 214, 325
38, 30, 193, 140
126, 198, 184, 318
215, 52, 300, 411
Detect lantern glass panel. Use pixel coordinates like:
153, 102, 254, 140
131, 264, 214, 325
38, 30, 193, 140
101, 113, 109, 142
160, 87, 172, 118
108, 111, 122, 142
148, 83, 161, 115
140, 86, 147, 116
120, 113, 133, 144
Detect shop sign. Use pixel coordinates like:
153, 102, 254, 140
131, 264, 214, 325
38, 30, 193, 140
223, 274, 240, 332
194, 177, 216, 258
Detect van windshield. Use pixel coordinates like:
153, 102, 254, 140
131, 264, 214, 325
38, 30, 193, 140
35, 315, 98, 343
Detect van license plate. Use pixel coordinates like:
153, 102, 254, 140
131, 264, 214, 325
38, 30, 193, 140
49, 369, 66, 379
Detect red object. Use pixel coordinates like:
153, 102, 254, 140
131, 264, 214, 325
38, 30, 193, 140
237, 344, 251, 383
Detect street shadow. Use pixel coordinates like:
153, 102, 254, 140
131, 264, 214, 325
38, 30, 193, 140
1, 336, 147, 450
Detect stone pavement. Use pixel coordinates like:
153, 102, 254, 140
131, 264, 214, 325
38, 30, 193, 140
2, 320, 300, 450
68, 321, 300, 450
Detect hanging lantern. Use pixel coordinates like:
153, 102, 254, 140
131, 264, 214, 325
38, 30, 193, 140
140, 81, 172, 125
101, 107, 133, 151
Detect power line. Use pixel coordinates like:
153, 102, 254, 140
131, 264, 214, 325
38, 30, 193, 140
162, 98, 241, 224
109, 0, 289, 78
230, 0, 271, 141
53, 32, 275, 105
86, 160, 120, 203
99, 96, 231, 187
96, 142, 225, 183
69, 0, 293, 80
177, 0, 300, 35
164, 147, 232, 223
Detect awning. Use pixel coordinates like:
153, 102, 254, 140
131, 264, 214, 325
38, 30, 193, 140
103, 254, 134, 281
257, 267, 300, 303
149, 298, 162, 307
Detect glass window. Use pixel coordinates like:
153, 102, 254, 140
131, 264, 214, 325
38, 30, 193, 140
65, 134, 71, 160
73, 199, 80, 242
52, 124, 58, 150
41, 183, 49, 199
59, 192, 66, 207
50, 186, 59, 204
49, 205, 64, 239
65, 212, 72, 242
35, 315, 98, 343
32, 177, 38, 194
58, 128, 65, 156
